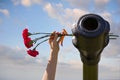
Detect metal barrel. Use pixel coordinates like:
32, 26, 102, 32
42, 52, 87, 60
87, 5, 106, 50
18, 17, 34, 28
72, 14, 110, 80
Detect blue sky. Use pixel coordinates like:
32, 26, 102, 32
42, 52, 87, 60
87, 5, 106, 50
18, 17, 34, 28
0, 0, 120, 80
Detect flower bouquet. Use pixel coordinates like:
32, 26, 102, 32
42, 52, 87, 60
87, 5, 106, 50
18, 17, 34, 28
22, 28, 73, 57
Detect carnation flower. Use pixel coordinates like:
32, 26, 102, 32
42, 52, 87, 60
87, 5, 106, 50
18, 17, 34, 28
22, 28, 31, 39
24, 37, 33, 48
27, 49, 39, 57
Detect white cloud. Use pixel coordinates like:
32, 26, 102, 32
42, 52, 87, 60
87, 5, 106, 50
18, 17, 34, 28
66, 0, 90, 9
0, 41, 120, 80
21, 0, 32, 6
0, 45, 82, 80
99, 57, 120, 80
100, 12, 112, 22
43, 3, 59, 19
94, 0, 110, 10
0, 9, 9, 17
12, 0, 42, 7
32, 0, 43, 4
95, 0, 109, 4
102, 41, 120, 58
44, 3, 88, 28
67, 60, 82, 69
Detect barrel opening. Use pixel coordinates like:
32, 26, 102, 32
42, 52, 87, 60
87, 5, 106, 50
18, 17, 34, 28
82, 17, 98, 31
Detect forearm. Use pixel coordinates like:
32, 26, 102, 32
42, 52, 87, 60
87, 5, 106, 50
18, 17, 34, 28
42, 50, 58, 80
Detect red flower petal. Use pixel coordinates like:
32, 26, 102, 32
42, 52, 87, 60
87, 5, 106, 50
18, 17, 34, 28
27, 49, 39, 57
24, 37, 33, 48
22, 28, 29, 39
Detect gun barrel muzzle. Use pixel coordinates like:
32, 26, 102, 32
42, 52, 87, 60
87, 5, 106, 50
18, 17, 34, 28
72, 14, 110, 65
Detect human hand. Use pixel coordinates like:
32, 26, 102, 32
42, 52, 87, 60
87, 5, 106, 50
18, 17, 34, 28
49, 30, 68, 53
49, 31, 60, 52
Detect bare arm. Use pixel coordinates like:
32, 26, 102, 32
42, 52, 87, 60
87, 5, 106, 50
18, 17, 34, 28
42, 32, 60, 80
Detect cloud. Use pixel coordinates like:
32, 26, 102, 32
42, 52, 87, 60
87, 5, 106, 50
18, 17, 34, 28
103, 21, 120, 58
94, 0, 110, 10
0, 45, 82, 80
11, 0, 119, 29
43, 3, 88, 28
111, 21, 120, 34
0, 45, 25, 63
0, 8, 10, 25
0, 45, 50, 67
102, 41, 120, 58
99, 57, 120, 80
12, 0, 42, 7
66, 0, 91, 9
0, 44, 82, 69
21, 0, 32, 6
66, 0, 110, 11
67, 60, 82, 69
100, 12, 112, 22
95, 0, 110, 5
0, 43, 120, 80
0, 9, 9, 17
0, 45, 46, 80
43, 3, 60, 19
42, 2, 116, 29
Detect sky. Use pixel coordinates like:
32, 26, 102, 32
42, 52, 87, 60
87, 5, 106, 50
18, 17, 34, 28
0, 0, 120, 80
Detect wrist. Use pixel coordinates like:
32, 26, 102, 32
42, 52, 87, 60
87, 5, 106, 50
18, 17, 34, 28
49, 50, 59, 62
51, 49, 59, 53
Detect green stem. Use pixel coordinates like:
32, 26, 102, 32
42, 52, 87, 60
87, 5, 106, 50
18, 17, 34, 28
34, 35, 50, 43
32, 32, 51, 35
33, 34, 74, 43
32, 32, 73, 36
110, 38, 117, 39
32, 33, 74, 45
109, 35, 119, 37
34, 38, 49, 49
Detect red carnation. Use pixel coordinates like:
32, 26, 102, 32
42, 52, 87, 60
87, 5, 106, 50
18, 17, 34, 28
24, 37, 33, 48
27, 49, 39, 57
22, 28, 31, 39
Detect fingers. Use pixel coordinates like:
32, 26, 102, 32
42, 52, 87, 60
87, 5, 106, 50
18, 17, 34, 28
49, 29, 68, 46
58, 34, 64, 45
58, 29, 68, 46
49, 31, 55, 44
62, 29, 68, 35
49, 31, 59, 44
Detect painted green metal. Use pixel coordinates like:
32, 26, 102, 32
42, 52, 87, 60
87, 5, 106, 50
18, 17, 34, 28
72, 14, 110, 80
83, 64, 98, 80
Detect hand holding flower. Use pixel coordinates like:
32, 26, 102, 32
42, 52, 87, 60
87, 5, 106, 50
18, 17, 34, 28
49, 32, 60, 52
22, 28, 72, 57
